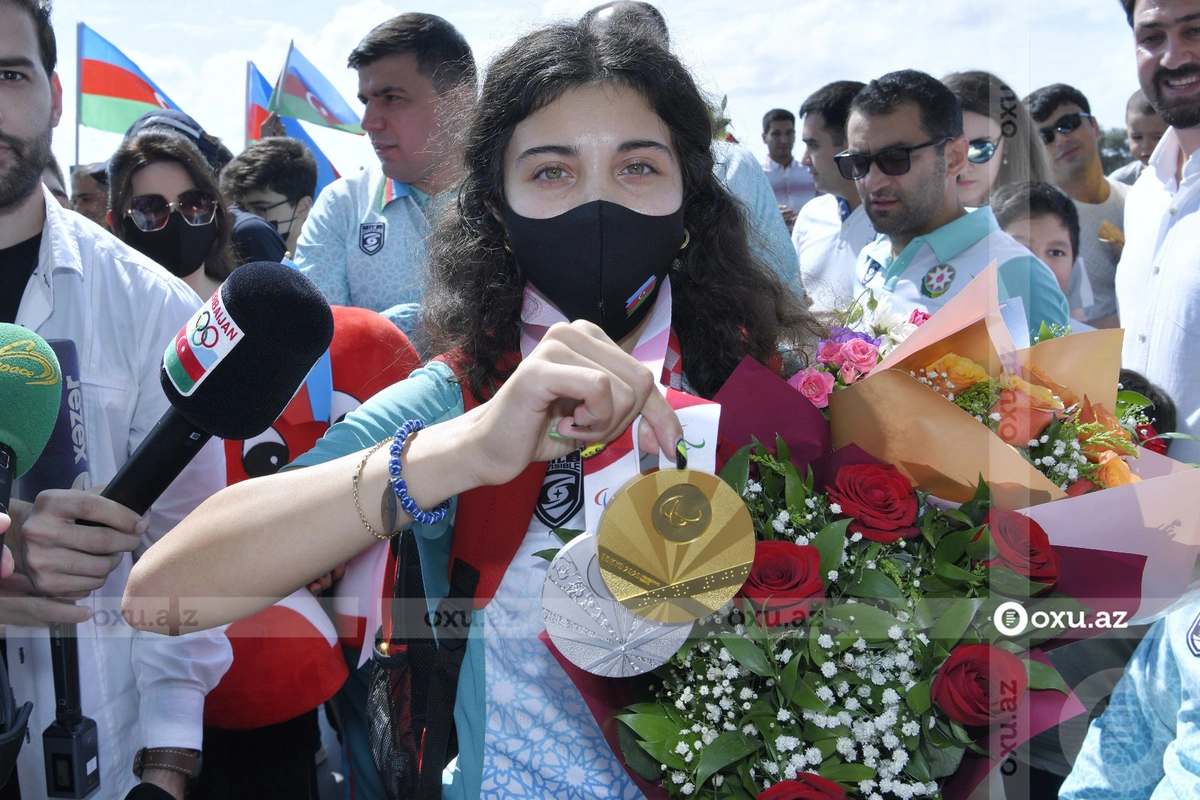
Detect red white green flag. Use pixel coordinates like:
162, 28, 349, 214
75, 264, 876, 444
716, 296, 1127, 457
77, 23, 182, 134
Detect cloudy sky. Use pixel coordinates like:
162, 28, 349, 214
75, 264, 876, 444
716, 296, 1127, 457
47, 0, 1140, 175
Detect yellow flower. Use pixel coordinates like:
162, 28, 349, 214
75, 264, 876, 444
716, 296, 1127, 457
924, 354, 990, 392
1004, 374, 1065, 411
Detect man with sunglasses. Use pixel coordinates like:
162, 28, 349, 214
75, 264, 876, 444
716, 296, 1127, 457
0, 2, 229, 798
845, 70, 1069, 336
791, 80, 875, 317
1027, 84, 1129, 329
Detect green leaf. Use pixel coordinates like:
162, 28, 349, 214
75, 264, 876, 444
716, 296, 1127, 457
639, 738, 686, 771
826, 603, 909, 641
775, 434, 791, 465
906, 680, 932, 715
847, 569, 905, 601
784, 462, 807, 519
720, 444, 752, 497
616, 721, 664, 781
814, 519, 852, 579
532, 548, 560, 562
615, 713, 682, 743
963, 528, 997, 562
695, 731, 763, 788
987, 565, 1048, 598
972, 475, 992, 504
792, 678, 829, 713
930, 598, 984, 646
907, 745, 932, 782
552, 528, 585, 545
719, 634, 773, 677
933, 528, 976, 566
912, 597, 936, 630
819, 763, 876, 782
1026, 659, 1070, 695
779, 653, 802, 700
934, 562, 979, 584
809, 622, 828, 665
920, 740, 966, 779
1117, 390, 1152, 409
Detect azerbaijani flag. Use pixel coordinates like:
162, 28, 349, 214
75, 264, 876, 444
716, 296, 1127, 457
268, 43, 362, 135
246, 62, 340, 199
78, 23, 182, 134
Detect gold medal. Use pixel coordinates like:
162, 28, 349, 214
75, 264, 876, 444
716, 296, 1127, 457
596, 469, 753, 624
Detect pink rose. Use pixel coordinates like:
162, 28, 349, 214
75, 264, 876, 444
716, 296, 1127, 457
841, 337, 879, 375
789, 367, 836, 409
839, 362, 861, 386
909, 309, 931, 326
817, 340, 846, 367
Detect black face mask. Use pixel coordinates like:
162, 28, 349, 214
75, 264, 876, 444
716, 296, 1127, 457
121, 211, 218, 279
504, 199, 686, 342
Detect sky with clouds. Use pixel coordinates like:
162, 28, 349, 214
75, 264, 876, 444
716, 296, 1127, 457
47, 0, 1141, 176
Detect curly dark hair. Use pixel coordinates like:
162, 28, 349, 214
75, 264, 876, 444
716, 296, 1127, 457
423, 21, 816, 400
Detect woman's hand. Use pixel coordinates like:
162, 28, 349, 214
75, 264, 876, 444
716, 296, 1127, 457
443, 321, 684, 487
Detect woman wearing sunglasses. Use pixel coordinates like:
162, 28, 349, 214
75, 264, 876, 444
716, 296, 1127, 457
942, 71, 1053, 209
107, 129, 237, 300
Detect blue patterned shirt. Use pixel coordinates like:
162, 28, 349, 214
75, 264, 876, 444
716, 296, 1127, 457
293, 167, 430, 338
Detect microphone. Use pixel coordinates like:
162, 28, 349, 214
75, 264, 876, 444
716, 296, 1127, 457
100, 261, 335, 515
0, 325, 61, 790
43, 264, 331, 799
0, 325, 62, 538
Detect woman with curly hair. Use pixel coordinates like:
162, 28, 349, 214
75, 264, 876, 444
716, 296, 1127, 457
126, 18, 818, 799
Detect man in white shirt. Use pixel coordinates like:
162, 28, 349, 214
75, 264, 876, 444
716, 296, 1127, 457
792, 80, 875, 317
293, 13, 476, 341
845, 70, 1069, 335
1027, 83, 1129, 328
1112, 0, 1200, 468
0, 2, 230, 797
761, 109, 816, 232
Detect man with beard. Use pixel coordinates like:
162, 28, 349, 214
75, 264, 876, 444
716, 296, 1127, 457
0, 2, 229, 797
847, 70, 1068, 335
292, 13, 475, 344
1026, 83, 1128, 328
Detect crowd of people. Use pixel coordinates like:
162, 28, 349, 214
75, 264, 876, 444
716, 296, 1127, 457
1, 0, 1199, 798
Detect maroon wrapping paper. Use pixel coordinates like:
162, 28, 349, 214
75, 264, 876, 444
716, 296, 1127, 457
713, 357, 832, 473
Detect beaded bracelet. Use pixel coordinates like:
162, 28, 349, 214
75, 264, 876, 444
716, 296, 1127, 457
389, 420, 451, 526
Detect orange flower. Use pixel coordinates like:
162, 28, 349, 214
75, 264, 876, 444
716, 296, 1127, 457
924, 353, 991, 395
991, 374, 1065, 447
1094, 450, 1140, 489
1078, 396, 1135, 462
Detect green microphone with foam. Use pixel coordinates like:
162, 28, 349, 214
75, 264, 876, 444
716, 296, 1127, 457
0, 324, 62, 547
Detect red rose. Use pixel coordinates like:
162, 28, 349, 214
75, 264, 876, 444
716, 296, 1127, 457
740, 542, 825, 626
827, 463, 919, 543
1137, 423, 1170, 456
909, 309, 932, 327
977, 510, 1060, 592
757, 774, 847, 800
931, 643, 1029, 727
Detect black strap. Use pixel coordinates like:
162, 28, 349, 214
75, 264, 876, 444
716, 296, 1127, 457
416, 559, 479, 800
392, 531, 434, 736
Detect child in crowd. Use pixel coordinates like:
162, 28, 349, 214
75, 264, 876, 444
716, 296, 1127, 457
992, 181, 1095, 324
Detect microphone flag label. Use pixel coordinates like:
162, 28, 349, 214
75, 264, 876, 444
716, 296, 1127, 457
164, 284, 244, 396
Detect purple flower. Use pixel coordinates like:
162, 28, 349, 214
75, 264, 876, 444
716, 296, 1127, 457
827, 325, 882, 348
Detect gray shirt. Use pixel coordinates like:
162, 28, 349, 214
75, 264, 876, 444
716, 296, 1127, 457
1074, 177, 1130, 320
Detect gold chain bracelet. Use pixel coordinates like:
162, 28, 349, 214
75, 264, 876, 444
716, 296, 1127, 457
352, 439, 396, 540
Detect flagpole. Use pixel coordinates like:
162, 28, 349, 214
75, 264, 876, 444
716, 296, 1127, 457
268, 41, 294, 114
244, 61, 252, 149
74, 22, 82, 168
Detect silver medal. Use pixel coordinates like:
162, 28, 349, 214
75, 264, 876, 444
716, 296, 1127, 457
542, 532, 692, 677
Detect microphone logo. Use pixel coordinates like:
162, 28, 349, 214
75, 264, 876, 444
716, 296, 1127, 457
164, 284, 245, 397
0, 339, 61, 386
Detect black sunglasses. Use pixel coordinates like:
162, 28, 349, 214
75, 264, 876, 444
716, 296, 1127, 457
967, 138, 999, 164
834, 137, 952, 181
126, 189, 218, 232
1039, 112, 1092, 145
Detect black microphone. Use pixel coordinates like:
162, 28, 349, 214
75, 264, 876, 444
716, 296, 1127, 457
0, 326, 61, 790
100, 261, 334, 515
